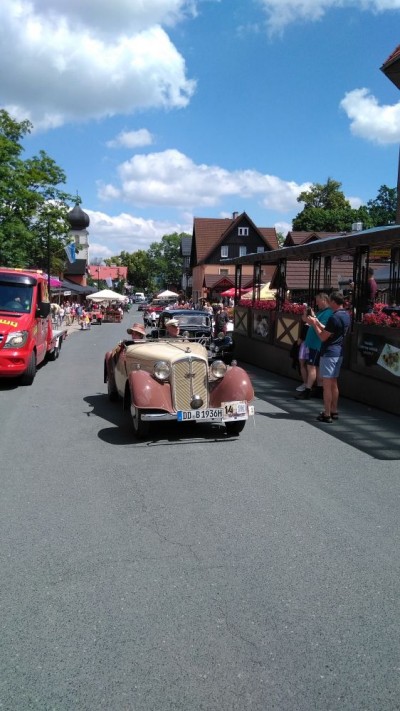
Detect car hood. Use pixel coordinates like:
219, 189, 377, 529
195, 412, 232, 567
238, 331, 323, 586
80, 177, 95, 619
125, 339, 208, 365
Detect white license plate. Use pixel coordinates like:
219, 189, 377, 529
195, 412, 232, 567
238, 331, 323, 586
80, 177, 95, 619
221, 401, 248, 420
177, 408, 223, 422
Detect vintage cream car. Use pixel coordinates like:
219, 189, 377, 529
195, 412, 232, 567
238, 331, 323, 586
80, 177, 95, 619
104, 336, 254, 438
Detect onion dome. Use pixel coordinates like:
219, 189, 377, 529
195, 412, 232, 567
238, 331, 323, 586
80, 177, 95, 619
67, 202, 90, 230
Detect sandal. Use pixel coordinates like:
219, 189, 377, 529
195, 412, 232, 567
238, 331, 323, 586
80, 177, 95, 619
317, 413, 333, 423
320, 411, 339, 420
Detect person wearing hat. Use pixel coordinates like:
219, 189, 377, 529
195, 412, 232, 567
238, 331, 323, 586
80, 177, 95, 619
165, 318, 180, 338
127, 322, 146, 339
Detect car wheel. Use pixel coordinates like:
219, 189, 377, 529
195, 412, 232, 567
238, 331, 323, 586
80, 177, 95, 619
21, 352, 36, 385
225, 420, 245, 436
131, 406, 150, 438
107, 375, 119, 401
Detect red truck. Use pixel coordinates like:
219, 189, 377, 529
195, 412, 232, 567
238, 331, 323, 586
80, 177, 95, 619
0, 267, 68, 385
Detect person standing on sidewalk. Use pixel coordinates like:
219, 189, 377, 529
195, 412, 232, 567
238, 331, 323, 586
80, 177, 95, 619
295, 293, 332, 400
306, 291, 351, 423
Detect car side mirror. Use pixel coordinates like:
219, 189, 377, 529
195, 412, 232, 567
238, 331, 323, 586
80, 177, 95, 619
37, 302, 51, 318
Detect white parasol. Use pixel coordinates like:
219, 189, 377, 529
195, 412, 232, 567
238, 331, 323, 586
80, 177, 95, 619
157, 289, 179, 298
87, 289, 127, 302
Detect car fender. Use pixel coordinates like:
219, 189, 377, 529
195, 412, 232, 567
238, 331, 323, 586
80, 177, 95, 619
128, 369, 173, 412
210, 365, 254, 406
104, 351, 115, 384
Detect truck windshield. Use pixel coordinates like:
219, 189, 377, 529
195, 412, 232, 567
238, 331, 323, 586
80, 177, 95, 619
0, 282, 33, 313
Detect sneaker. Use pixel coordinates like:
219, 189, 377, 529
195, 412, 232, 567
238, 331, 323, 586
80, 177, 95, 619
295, 388, 311, 400
296, 383, 307, 392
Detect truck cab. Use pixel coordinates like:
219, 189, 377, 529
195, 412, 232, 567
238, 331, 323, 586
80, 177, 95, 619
0, 268, 61, 384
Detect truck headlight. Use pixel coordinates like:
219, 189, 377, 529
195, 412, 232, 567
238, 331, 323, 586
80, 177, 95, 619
210, 360, 227, 379
153, 360, 171, 381
4, 330, 29, 349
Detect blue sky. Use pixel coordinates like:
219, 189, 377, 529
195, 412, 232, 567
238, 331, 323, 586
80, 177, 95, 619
1, 0, 400, 260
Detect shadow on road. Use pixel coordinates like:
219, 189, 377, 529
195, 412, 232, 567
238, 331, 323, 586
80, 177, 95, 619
83, 393, 240, 447
245, 364, 400, 461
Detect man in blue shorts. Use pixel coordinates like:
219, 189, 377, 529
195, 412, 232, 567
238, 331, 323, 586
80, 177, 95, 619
295, 292, 332, 399
307, 291, 351, 423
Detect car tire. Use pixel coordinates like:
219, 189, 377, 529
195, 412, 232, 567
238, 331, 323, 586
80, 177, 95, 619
107, 376, 119, 402
225, 420, 245, 436
21, 352, 36, 385
132, 406, 150, 438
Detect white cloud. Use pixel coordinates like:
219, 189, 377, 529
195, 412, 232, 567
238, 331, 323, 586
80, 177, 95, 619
274, 220, 292, 236
106, 129, 154, 149
340, 88, 400, 144
0, 0, 196, 130
98, 149, 311, 212
257, 0, 400, 34
86, 209, 192, 259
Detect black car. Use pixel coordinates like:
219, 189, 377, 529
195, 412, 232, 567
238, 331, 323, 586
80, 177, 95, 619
151, 309, 235, 363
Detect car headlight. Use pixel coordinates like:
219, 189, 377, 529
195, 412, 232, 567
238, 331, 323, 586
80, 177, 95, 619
153, 360, 171, 381
210, 359, 227, 378
4, 330, 29, 349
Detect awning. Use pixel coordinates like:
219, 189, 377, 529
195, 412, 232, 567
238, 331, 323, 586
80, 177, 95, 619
52, 279, 98, 295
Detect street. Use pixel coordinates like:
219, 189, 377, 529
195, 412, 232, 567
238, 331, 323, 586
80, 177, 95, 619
0, 308, 399, 711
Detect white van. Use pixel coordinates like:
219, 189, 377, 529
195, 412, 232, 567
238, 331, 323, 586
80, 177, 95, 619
134, 292, 145, 302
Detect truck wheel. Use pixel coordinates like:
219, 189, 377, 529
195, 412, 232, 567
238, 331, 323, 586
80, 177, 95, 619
21, 352, 36, 385
131, 406, 150, 439
225, 420, 245, 436
48, 337, 60, 361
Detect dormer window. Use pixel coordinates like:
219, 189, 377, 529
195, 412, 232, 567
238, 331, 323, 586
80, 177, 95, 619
221, 245, 228, 258
257, 246, 264, 253
239, 246, 247, 257
238, 227, 249, 237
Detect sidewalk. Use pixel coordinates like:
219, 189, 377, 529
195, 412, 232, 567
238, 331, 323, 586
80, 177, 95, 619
246, 363, 400, 461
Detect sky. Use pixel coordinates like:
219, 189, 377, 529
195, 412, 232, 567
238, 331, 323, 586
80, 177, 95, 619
1, 0, 400, 261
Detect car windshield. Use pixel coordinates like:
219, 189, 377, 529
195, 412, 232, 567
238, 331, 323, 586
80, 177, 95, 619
0, 282, 33, 313
177, 315, 209, 328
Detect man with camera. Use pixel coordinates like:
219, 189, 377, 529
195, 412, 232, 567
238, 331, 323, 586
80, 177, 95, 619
295, 293, 332, 400
306, 291, 351, 423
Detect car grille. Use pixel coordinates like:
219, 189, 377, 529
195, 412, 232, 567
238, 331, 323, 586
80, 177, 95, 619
172, 357, 209, 411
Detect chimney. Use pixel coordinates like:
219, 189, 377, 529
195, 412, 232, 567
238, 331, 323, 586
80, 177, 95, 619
232, 211, 238, 220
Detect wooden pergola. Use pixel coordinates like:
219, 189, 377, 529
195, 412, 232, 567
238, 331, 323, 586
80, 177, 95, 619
223, 224, 400, 320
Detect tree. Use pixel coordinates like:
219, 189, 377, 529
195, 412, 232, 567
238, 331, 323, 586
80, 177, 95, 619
147, 233, 184, 290
367, 185, 397, 226
297, 177, 351, 211
292, 177, 358, 232
0, 109, 76, 270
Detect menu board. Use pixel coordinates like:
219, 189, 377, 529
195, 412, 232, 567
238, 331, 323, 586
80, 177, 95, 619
357, 329, 400, 381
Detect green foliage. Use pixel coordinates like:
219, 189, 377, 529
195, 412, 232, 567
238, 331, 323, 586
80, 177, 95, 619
0, 109, 76, 270
293, 178, 396, 233
367, 185, 397, 226
108, 233, 190, 292
297, 177, 351, 211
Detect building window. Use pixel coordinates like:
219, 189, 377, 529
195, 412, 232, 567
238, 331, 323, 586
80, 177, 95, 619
221, 245, 228, 258
219, 268, 229, 275
238, 227, 249, 236
239, 246, 247, 257
257, 246, 264, 253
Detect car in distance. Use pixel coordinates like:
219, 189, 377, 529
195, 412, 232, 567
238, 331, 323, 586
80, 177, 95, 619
153, 309, 235, 363
104, 335, 254, 439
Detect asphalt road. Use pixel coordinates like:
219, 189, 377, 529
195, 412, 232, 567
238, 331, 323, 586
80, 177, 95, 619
0, 308, 399, 711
